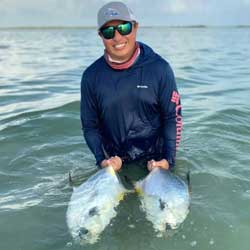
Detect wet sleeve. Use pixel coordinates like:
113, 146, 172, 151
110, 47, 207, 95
80, 72, 105, 166
159, 64, 182, 168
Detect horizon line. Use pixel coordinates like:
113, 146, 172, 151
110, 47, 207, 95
0, 25, 250, 30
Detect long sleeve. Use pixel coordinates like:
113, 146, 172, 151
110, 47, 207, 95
159, 64, 182, 168
80, 72, 105, 166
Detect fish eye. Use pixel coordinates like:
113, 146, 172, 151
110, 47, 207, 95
88, 207, 99, 217
78, 227, 89, 238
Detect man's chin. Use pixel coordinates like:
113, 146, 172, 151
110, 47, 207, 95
111, 51, 130, 61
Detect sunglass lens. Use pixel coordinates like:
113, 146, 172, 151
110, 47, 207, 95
100, 22, 133, 39
118, 22, 132, 35
101, 26, 115, 39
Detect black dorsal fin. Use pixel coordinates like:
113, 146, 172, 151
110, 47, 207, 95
69, 171, 73, 187
186, 170, 191, 194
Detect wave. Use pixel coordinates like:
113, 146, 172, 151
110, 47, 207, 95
0, 100, 80, 132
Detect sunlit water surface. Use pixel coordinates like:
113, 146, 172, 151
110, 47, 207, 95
0, 27, 250, 250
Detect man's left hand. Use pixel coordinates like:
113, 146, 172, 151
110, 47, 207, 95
147, 159, 169, 171
100, 156, 122, 171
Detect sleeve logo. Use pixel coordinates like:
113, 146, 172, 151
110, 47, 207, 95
171, 91, 180, 105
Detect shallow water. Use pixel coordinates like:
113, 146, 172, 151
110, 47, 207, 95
0, 27, 250, 250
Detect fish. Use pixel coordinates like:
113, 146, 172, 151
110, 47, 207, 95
66, 166, 127, 244
135, 167, 191, 234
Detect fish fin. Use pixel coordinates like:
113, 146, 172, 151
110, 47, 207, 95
135, 188, 143, 195
115, 189, 134, 202
69, 171, 73, 187
134, 180, 144, 195
135, 186, 144, 196
107, 165, 116, 177
186, 170, 192, 194
116, 192, 125, 202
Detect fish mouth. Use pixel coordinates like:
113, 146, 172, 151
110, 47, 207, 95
165, 223, 172, 231
77, 229, 100, 245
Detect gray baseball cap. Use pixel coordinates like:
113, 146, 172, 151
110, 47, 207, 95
97, 1, 136, 30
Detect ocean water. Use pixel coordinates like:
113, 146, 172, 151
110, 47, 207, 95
0, 27, 250, 250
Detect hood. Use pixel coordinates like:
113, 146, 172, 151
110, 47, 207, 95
132, 42, 162, 68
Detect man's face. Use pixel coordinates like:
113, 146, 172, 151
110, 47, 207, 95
99, 20, 138, 62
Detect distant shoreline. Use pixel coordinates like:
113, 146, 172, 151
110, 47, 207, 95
0, 25, 250, 30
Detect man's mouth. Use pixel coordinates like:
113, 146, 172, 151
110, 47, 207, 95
113, 42, 127, 49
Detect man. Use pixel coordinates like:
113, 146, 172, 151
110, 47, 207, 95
80, 1, 182, 172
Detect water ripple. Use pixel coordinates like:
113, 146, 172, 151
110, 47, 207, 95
1, 27, 250, 250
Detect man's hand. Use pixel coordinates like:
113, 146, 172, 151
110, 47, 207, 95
100, 156, 122, 171
147, 159, 169, 171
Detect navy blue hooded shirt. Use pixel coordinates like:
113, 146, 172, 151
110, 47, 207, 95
80, 42, 182, 168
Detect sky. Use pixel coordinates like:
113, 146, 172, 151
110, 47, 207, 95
0, 0, 250, 27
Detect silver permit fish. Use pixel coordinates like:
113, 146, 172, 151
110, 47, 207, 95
135, 167, 190, 234
66, 166, 127, 244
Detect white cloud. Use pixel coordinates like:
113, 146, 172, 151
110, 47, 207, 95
0, 0, 249, 27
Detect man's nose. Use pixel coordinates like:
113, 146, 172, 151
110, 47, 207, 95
113, 30, 123, 41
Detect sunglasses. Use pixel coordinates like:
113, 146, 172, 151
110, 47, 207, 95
99, 22, 133, 40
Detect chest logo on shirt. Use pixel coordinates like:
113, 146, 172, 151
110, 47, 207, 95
137, 85, 148, 89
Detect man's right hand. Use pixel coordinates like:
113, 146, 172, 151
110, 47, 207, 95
147, 159, 169, 171
100, 156, 122, 171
